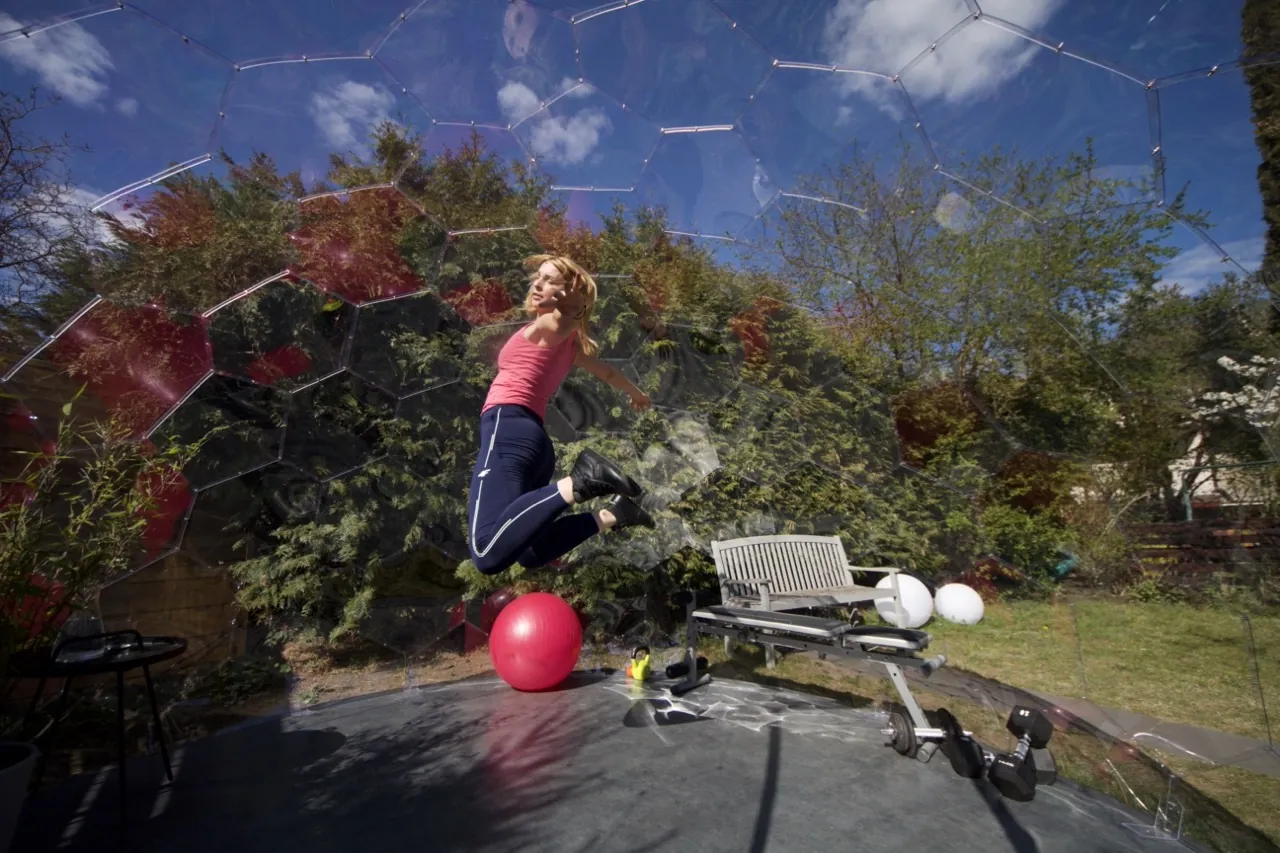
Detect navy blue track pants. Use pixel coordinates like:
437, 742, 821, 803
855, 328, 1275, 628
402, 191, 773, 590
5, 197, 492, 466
467, 404, 599, 575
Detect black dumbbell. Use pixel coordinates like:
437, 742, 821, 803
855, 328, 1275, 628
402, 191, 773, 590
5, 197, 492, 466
988, 706, 1055, 802
665, 656, 708, 679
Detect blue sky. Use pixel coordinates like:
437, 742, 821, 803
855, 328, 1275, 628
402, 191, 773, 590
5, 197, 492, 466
0, 0, 1267, 294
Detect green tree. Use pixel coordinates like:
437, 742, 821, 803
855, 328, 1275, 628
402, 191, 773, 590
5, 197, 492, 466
1242, 0, 1280, 279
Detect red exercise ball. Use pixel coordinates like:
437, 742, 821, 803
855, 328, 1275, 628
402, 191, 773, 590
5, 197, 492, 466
488, 592, 583, 691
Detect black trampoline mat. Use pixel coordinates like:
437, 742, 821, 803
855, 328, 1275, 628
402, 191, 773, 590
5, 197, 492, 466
15, 672, 1199, 853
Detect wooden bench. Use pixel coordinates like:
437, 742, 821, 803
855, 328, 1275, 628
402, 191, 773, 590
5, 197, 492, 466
711, 534, 906, 667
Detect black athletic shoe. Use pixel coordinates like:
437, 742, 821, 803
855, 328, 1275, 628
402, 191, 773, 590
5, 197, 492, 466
608, 495, 654, 530
569, 448, 641, 503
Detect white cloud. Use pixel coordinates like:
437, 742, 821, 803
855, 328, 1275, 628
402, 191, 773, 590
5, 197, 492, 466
0, 13, 113, 108
528, 110, 610, 166
822, 0, 1062, 113
498, 81, 611, 167
1159, 237, 1264, 294
308, 80, 396, 151
497, 80, 541, 123
116, 97, 138, 117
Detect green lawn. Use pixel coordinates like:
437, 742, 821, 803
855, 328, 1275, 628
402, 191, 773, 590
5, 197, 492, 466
921, 597, 1280, 744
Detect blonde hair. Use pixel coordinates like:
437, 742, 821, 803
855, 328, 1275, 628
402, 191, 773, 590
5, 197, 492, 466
522, 253, 600, 356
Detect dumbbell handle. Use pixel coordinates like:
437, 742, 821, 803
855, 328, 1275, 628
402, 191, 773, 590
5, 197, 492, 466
1011, 734, 1032, 763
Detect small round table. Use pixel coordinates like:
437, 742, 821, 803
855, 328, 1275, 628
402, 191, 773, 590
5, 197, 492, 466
17, 631, 188, 829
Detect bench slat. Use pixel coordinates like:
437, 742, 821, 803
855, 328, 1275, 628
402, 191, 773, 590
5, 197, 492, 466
714, 535, 879, 601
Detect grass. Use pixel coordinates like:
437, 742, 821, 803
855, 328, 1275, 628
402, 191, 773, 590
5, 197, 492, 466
920, 596, 1280, 743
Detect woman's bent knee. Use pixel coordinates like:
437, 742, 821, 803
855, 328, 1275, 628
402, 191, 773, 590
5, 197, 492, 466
472, 550, 515, 576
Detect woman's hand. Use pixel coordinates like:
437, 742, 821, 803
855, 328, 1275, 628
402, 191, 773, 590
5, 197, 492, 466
629, 391, 651, 411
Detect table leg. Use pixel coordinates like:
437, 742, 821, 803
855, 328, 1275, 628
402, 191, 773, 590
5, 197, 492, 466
116, 668, 127, 831
30, 675, 74, 792
21, 674, 49, 736
142, 665, 173, 781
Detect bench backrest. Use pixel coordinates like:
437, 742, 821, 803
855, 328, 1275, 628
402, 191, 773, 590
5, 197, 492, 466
711, 535, 855, 602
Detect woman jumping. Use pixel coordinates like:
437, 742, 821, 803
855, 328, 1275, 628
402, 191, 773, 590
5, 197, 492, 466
467, 254, 655, 576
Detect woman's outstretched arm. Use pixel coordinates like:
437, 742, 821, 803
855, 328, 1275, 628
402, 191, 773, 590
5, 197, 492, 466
574, 350, 651, 410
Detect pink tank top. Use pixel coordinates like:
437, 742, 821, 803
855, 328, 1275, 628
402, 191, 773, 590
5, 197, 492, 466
481, 325, 578, 421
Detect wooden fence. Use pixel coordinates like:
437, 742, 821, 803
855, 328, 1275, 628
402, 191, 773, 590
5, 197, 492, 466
1126, 519, 1280, 585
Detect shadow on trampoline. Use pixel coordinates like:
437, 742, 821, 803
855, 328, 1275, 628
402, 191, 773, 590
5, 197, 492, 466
973, 775, 1041, 853
749, 725, 783, 853
17, 684, 615, 853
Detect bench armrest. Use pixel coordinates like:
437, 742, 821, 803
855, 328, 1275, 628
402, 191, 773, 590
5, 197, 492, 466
846, 565, 902, 575
725, 577, 774, 610
847, 565, 907, 627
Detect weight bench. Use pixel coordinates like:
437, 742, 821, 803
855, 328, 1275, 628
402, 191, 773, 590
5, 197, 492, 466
711, 535, 908, 669
672, 603, 952, 751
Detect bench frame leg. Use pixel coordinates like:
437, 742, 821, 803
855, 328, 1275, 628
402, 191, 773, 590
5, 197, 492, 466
884, 662, 930, 733
672, 600, 712, 697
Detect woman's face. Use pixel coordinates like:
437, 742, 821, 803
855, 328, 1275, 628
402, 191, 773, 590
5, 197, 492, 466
529, 262, 584, 315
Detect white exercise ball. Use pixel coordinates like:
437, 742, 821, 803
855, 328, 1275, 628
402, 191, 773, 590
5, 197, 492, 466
935, 583, 985, 626
874, 574, 934, 628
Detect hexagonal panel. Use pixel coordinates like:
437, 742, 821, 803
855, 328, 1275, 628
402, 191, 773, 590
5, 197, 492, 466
512, 83, 660, 191
0, 8, 230, 196
576, 0, 772, 127
899, 17, 1151, 212
995, 449, 1080, 514
180, 476, 270, 570
551, 359, 640, 436
208, 279, 356, 391
135, 462, 196, 566
437, 229, 544, 325
708, 0, 832, 62
1154, 70, 1262, 262
543, 186, 639, 235
289, 187, 442, 305
587, 276, 664, 360
129, 0, 411, 60
892, 382, 1010, 490
768, 460, 877, 537
215, 58, 428, 192
392, 380, 487, 481
628, 323, 743, 412
150, 374, 286, 489
406, 127, 539, 230
1037, 0, 1242, 81
349, 292, 468, 396
637, 130, 776, 239
739, 66, 916, 197
377, 0, 579, 125
630, 411, 722, 509
248, 463, 325, 527
282, 372, 396, 480
729, 299, 844, 392
465, 322, 526, 387
801, 374, 901, 484
316, 461, 438, 567
90, 176, 299, 314
44, 301, 212, 437
704, 382, 801, 484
